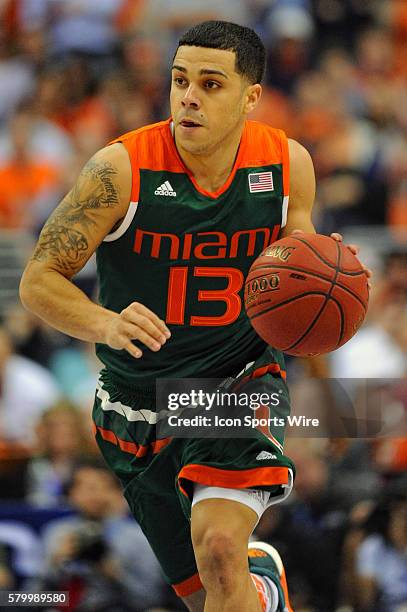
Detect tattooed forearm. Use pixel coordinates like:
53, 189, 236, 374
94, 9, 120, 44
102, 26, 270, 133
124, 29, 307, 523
31, 158, 121, 274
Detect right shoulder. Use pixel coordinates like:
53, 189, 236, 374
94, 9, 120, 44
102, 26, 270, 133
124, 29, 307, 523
110, 118, 172, 149
109, 119, 176, 171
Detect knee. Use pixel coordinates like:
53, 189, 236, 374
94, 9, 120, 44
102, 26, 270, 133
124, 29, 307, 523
193, 526, 246, 580
191, 499, 257, 592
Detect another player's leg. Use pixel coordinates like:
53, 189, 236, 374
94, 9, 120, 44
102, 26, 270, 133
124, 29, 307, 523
191, 497, 262, 612
182, 588, 206, 612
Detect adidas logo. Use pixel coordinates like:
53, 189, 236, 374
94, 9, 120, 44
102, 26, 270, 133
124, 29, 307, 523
154, 181, 176, 197
256, 451, 277, 461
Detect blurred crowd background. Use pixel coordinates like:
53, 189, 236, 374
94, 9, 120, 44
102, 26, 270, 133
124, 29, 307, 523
0, 0, 406, 610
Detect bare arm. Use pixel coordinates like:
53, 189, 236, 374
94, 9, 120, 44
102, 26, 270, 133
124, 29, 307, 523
280, 138, 316, 237
20, 144, 170, 358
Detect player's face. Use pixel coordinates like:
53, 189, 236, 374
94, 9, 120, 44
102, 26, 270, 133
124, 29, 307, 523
170, 46, 261, 155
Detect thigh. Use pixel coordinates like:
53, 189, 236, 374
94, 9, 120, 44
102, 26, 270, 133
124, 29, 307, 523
124, 474, 199, 589
191, 497, 258, 546
92, 383, 200, 593
176, 353, 296, 513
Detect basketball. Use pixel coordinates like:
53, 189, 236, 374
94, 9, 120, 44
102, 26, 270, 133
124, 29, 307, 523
244, 233, 369, 356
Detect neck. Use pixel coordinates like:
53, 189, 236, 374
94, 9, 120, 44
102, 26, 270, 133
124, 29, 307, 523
175, 121, 245, 192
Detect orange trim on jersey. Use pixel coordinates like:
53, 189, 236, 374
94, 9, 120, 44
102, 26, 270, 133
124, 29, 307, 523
178, 464, 289, 495
108, 119, 181, 202
238, 121, 288, 170
172, 572, 203, 597
167, 120, 248, 199
108, 118, 289, 201
107, 134, 141, 203
95, 424, 171, 458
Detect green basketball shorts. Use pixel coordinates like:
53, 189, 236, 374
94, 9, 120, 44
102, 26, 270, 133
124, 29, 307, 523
92, 350, 295, 597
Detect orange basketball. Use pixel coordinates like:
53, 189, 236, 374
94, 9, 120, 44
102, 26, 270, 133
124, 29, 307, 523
244, 233, 369, 356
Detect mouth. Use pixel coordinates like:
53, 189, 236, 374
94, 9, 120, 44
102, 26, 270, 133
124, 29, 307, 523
179, 119, 202, 128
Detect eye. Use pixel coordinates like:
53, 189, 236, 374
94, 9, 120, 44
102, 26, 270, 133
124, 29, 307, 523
205, 80, 220, 89
174, 76, 187, 86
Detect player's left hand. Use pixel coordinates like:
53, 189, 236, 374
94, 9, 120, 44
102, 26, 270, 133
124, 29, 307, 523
290, 229, 372, 290
330, 232, 372, 290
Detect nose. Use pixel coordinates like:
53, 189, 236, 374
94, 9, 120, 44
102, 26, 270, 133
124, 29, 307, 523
181, 83, 201, 110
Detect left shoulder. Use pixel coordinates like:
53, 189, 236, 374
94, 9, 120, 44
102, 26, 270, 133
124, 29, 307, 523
288, 138, 315, 199
288, 138, 314, 172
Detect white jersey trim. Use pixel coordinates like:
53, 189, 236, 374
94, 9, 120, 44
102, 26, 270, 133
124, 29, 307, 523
281, 195, 289, 228
103, 200, 138, 242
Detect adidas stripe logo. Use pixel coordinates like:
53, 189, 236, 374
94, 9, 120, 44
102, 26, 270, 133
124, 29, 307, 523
154, 181, 176, 197
256, 451, 277, 460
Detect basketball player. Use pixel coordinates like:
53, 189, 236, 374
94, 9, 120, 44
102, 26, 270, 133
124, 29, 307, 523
20, 21, 370, 612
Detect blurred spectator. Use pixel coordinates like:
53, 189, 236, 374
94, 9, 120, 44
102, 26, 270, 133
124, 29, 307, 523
0, 100, 75, 172
0, 324, 60, 446
141, 0, 249, 64
355, 486, 407, 611
0, 25, 35, 123
3, 304, 70, 368
49, 344, 101, 407
0, 543, 13, 588
121, 34, 168, 122
368, 251, 407, 318
38, 460, 169, 611
25, 401, 96, 508
0, 106, 62, 230
330, 302, 407, 378
19, 0, 125, 75
0, 2, 404, 609
0, 521, 42, 589
264, 1, 315, 94
254, 441, 350, 610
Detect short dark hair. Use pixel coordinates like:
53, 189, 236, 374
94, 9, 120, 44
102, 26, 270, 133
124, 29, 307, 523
177, 21, 266, 84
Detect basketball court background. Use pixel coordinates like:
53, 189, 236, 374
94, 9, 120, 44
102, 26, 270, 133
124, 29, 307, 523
0, 1, 405, 610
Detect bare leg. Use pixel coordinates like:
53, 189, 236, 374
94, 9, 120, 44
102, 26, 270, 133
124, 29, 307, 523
191, 498, 262, 612
182, 587, 206, 612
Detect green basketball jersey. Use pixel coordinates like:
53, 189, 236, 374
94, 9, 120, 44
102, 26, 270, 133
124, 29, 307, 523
96, 119, 290, 391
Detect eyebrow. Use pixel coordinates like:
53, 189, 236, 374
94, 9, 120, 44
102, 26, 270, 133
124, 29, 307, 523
172, 65, 229, 79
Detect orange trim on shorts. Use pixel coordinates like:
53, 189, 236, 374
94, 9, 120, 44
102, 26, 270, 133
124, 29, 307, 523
251, 573, 268, 611
173, 572, 203, 597
251, 363, 287, 381
235, 363, 286, 392
178, 464, 289, 495
94, 424, 171, 458
281, 565, 294, 612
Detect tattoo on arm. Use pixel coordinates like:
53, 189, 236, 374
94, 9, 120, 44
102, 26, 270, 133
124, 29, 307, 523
32, 159, 121, 274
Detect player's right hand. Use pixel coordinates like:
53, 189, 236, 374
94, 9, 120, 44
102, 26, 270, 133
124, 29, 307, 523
104, 302, 171, 359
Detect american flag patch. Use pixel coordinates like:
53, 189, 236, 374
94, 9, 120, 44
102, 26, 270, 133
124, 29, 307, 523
248, 172, 274, 193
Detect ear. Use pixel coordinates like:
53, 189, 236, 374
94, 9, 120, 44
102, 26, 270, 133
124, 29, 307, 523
243, 83, 262, 114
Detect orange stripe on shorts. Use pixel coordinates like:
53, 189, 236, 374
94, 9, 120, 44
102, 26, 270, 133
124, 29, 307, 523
173, 572, 203, 597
